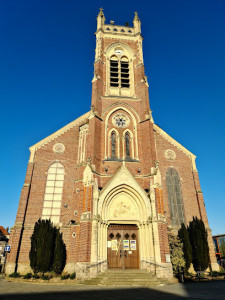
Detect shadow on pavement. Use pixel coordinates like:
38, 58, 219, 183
0, 287, 186, 300
0, 280, 225, 300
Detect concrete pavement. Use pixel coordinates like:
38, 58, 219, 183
0, 277, 225, 299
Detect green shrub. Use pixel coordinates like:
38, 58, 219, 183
178, 223, 192, 273
197, 272, 206, 279
52, 229, 66, 274
32, 273, 40, 279
61, 274, 70, 280
30, 219, 66, 274
9, 272, 20, 278
23, 273, 32, 279
70, 272, 76, 279
30, 219, 55, 273
41, 274, 50, 280
188, 217, 210, 272
210, 271, 219, 277
168, 228, 185, 273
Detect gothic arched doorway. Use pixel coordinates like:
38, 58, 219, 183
107, 224, 139, 269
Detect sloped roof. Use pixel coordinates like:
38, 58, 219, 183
0, 226, 9, 236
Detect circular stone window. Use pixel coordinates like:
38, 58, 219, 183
53, 143, 65, 153
165, 149, 176, 160
112, 113, 130, 128
72, 232, 76, 238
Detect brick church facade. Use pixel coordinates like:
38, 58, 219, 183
6, 10, 218, 279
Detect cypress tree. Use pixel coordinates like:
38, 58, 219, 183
178, 223, 192, 273
52, 229, 66, 274
30, 219, 67, 274
29, 219, 55, 274
29, 219, 40, 272
188, 217, 210, 272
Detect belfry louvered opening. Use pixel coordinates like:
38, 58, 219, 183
110, 55, 130, 88
110, 55, 119, 87
121, 57, 129, 88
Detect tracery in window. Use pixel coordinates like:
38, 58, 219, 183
110, 55, 129, 88
42, 162, 65, 224
166, 168, 184, 226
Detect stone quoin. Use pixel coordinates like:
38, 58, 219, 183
6, 9, 219, 279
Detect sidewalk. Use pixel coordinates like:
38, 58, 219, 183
0, 277, 225, 299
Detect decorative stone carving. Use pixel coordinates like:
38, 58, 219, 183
109, 197, 137, 220
165, 149, 176, 160
53, 143, 65, 153
112, 113, 130, 128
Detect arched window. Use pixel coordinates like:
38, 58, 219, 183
111, 132, 116, 157
125, 133, 130, 158
110, 55, 129, 88
42, 162, 65, 224
166, 168, 184, 226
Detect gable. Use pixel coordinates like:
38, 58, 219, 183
29, 111, 90, 162
153, 124, 197, 170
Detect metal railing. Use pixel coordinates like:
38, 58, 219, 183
86, 260, 108, 269
141, 259, 167, 269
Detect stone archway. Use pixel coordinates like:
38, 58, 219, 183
90, 164, 162, 275
100, 183, 152, 265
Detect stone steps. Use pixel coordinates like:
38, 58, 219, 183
82, 269, 169, 286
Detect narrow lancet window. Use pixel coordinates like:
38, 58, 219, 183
111, 132, 116, 157
125, 133, 130, 158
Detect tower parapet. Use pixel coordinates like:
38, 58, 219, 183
96, 8, 141, 37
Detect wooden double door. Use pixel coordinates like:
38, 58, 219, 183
107, 224, 139, 269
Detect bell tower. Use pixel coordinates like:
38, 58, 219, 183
91, 9, 151, 121
87, 9, 156, 174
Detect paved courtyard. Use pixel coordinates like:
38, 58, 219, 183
0, 278, 225, 299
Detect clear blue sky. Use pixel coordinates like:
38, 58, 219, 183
1, 0, 224, 235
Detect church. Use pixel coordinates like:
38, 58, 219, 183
6, 10, 218, 279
